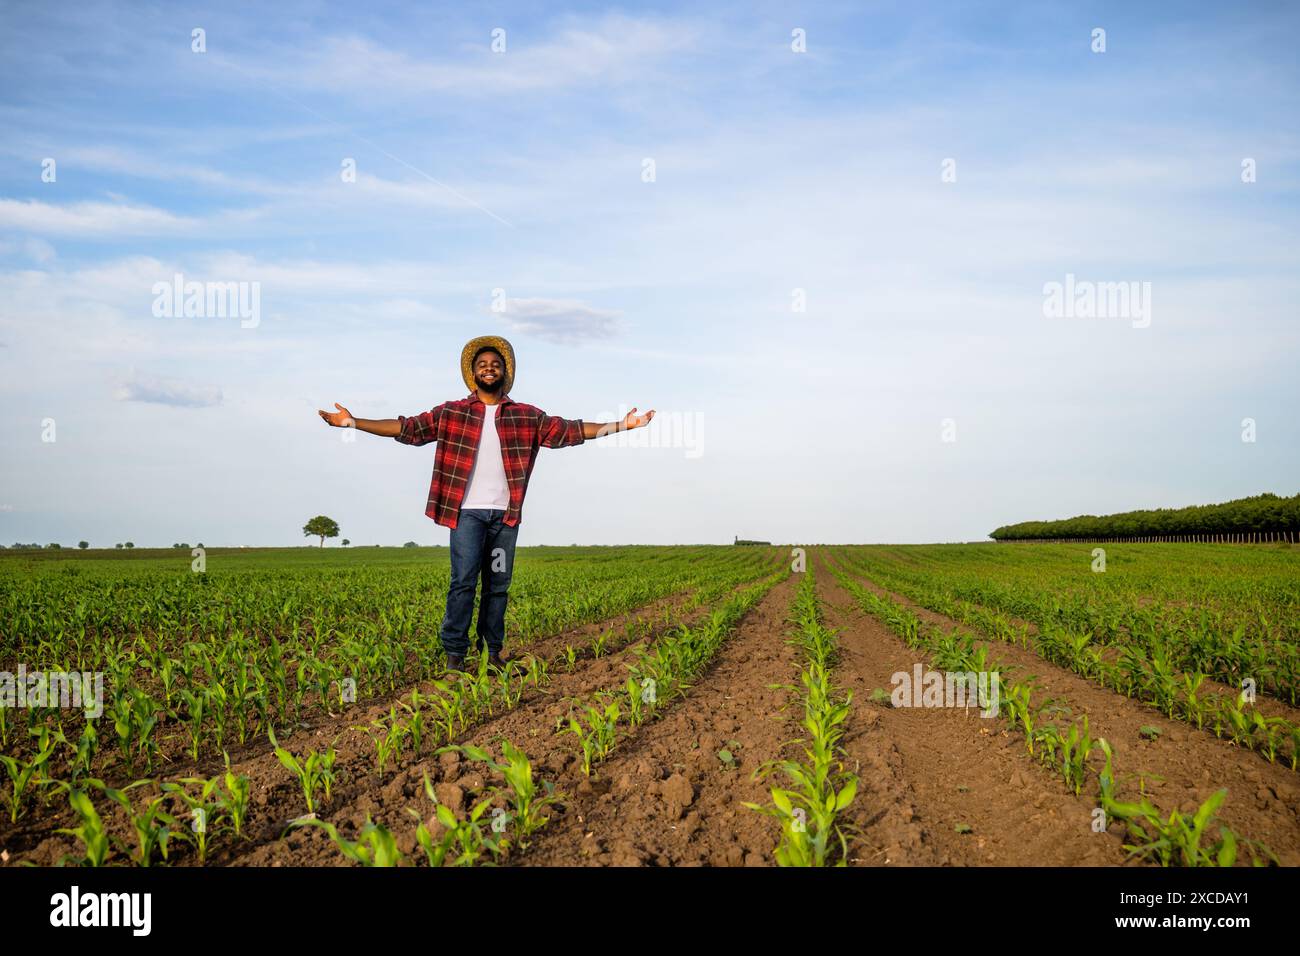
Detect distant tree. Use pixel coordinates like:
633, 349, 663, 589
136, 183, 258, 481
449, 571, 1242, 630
115, 543, 123, 549
342, 539, 350, 547
303, 516, 340, 547
78, 541, 89, 550
403, 541, 418, 548
196, 542, 204, 548
125, 542, 134, 549
47, 542, 61, 549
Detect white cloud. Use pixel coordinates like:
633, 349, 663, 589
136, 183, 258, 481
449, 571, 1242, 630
0, 198, 260, 237
112, 368, 222, 407
498, 296, 622, 344
211, 15, 697, 98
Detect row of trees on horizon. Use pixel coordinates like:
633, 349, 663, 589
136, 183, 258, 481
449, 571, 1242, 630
990, 492, 1300, 541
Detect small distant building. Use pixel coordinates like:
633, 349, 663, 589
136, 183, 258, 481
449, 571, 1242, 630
734, 535, 771, 546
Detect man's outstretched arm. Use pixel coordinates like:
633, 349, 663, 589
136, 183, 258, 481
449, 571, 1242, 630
318, 402, 444, 444
539, 406, 655, 448
583, 407, 655, 440
318, 403, 400, 437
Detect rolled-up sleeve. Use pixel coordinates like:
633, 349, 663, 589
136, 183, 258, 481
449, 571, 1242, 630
538, 412, 585, 449
395, 404, 444, 446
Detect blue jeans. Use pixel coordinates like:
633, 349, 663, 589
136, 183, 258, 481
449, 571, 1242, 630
440, 509, 518, 657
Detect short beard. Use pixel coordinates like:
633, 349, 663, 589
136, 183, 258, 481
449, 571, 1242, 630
475, 374, 503, 394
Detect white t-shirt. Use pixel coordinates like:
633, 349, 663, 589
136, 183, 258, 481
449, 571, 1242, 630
461, 403, 510, 511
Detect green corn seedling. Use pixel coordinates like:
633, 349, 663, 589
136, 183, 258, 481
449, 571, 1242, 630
1058, 716, 1096, 795
293, 816, 403, 867
495, 663, 525, 710
65, 721, 97, 782
563, 695, 621, 775
624, 675, 646, 727
269, 727, 337, 813
0, 740, 56, 823
95, 782, 176, 867
177, 687, 208, 760
56, 787, 111, 867
1250, 710, 1286, 763
399, 691, 426, 754
408, 772, 455, 866
440, 740, 561, 843
220, 752, 251, 837
356, 708, 408, 774
1181, 673, 1207, 729
162, 775, 226, 863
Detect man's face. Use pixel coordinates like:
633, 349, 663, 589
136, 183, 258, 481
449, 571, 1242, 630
473, 349, 505, 393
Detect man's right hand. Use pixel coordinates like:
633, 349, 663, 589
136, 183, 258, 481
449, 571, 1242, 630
318, 403, 355, 427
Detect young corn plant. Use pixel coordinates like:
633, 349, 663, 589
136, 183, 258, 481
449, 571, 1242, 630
407, 773, 455, 867
495, 662, 526, 711
55, 787, 112, 867
1057, 715, 1097, 795
426, 681, 467, 749
269, 727, 337, 813
60, 721, 97, 783
442, 796, 505, 866
1180, 673, 1207, 729
1001, 683, 1038, 755
219, 752, 251, 838
0, 739, 57, 823
162, 776, 227, 863
1250, 710, 1287, 764
398, 691, 426, 755
744, 772, 857, 867
1096, 741, 1271, 867
562, 694, 621, 776
1145, 643, 1180, 718
95, 782, 177, 867
176, 687, 208, 760
440, 741, 561, 844
463, 664, 496, 720
356, 709, 408, 775
293, 816, 403, 867
407, 774, 505, 867
623, 675, 646, 727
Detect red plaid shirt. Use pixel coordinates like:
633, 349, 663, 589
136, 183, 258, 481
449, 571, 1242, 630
395, 393, 585, 529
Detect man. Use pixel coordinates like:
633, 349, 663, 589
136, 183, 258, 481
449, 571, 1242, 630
318, 335, 654, 673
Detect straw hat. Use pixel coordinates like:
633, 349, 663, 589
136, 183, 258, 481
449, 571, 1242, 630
460, 335, 515, 395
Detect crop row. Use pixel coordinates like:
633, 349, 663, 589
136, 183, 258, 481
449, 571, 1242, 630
744, 565, 858, 866
835, 550, 1300, 770
824, 556, 1273, 867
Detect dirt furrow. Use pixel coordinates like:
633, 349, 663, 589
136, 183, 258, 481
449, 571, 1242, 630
816, 554, 1124, 865
503, 572, 801, 866
830, 555, 1300, 865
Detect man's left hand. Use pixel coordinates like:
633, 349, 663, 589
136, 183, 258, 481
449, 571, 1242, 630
623, 407, 655, 430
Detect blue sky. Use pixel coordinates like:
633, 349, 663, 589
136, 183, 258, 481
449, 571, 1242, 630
1, 1, 1297, 546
